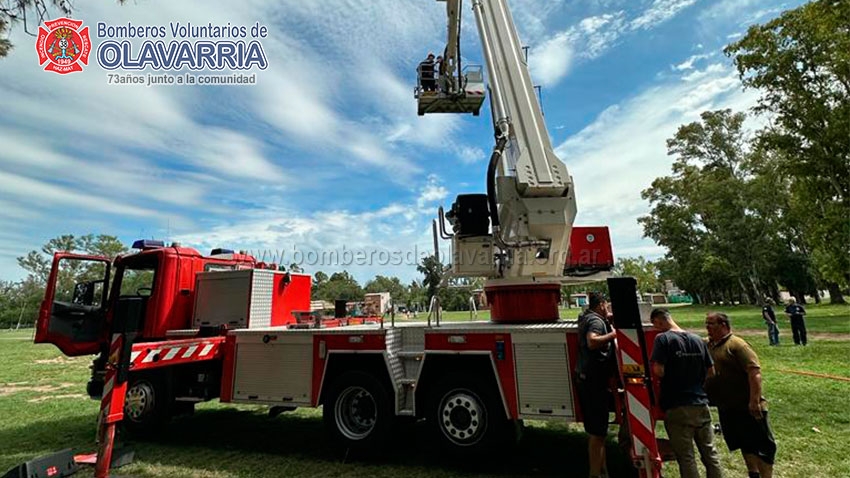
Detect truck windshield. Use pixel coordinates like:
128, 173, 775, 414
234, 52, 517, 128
116, 255, 157, 297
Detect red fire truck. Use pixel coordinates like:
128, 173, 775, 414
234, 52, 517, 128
29, 232, 666, 478
15, 1, 674, 477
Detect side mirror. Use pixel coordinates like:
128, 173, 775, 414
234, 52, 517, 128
72, 281, 95, 306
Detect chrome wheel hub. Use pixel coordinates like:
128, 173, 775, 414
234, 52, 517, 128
440, 390, 485, 445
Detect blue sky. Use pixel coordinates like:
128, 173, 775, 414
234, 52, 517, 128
0, 0, 801, 285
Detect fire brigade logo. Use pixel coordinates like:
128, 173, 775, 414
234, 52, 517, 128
35, 17, 91, 74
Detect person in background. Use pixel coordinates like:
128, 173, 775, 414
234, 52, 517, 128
761, 299, 780, 346
705, 312, 776, 478
576, 292, 617, 478
784, 298, 807, 346
650, 308, 723, 478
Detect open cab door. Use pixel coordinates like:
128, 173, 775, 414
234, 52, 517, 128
35, 253, 111, 356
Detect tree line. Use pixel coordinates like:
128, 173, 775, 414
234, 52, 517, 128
640, 0, 848, 305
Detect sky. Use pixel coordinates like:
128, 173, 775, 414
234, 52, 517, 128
0, 0, 803, 285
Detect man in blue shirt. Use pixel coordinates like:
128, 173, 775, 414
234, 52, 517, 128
650, 308, 723, 478
784, 299, 807, 346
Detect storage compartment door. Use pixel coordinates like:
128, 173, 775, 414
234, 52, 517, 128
232, 333, 313, 406
513, 334, 575, 418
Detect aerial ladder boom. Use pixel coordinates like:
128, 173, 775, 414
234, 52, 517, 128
440, 0, 461, 94
434, 0, 577, 282
426, 0, 613, 322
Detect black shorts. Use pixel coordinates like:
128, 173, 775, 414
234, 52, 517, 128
718, 409, 777, 465
578, 377, 610, 437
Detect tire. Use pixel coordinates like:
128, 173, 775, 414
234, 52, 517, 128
428, 373, 513, 454
122, 373, 169, 434
323, 371, 392, 449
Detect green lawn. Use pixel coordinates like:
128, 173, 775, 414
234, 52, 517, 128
1, 303, 847, 477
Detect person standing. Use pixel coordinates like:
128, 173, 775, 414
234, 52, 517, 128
762, 300, 780, 346
649, 308, 723, 478
576, 292, 617, 478
784, 299, 807, 346
705, 312, 776, 478
418, 53, 436, 92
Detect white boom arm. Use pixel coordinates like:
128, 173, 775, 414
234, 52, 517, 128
439, 0, 577, 282
440, 0, 461, 92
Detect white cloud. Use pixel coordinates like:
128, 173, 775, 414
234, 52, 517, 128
456, 145, 487, 164
417, 175, 449, 209
672, 53, 711, 71
0, 169, 157, 217
529, 12, 626, 87
529, 31, 576, 87
630, 0, 699, 30
0, 130, 208, 208
699, 0, 760, 23
556, 61, 757, 258
528, 0, 703, 88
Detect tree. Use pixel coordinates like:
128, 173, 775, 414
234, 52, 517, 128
16, 234, 125, 285
313, 271, 363, 302
0, 0, 73, 58
407, 280, 427, 311
312, 271, 329, 297
640, 110, 787, 304
613, 257, 662, 295
726, 0, 850, 302
9, 234, 128, 324
417, 255, 443, 303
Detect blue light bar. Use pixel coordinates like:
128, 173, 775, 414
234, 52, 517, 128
132, 239, 165, 249
210, 248, 234, 255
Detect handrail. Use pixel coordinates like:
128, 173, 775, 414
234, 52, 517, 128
426, 295, 442, 327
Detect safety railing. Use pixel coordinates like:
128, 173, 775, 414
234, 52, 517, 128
426, 295, 442, 327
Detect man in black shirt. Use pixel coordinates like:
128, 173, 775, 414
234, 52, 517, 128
418, 53, 436, 91
762, 300, 779, 346
576, 292, 616, 478
784, 299, 807, 345
650, 308, 723, 478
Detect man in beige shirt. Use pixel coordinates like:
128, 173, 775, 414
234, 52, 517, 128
705, 312, 776, 478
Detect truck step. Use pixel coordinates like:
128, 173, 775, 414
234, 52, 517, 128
397, 351, 424, 358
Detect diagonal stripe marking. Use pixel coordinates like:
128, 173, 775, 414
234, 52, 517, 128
141, 349, 161, 363
628, 391, 652, 432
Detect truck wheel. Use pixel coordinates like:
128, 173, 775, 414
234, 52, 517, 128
428, 373, 512, 454
123, 374, 169, 434
323, 371, 391, 449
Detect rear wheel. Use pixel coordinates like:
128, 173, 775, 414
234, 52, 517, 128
323, 371, 392, 449
428, 373, 513, 454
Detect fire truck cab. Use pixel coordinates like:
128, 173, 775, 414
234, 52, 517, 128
35, 240, 313, 429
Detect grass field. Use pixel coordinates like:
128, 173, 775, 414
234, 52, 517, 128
1, 303, 847, 477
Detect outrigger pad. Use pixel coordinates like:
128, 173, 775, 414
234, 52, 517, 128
608, 277, 641, 330
1, 448, 77, 478
73, 448, 135, 469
